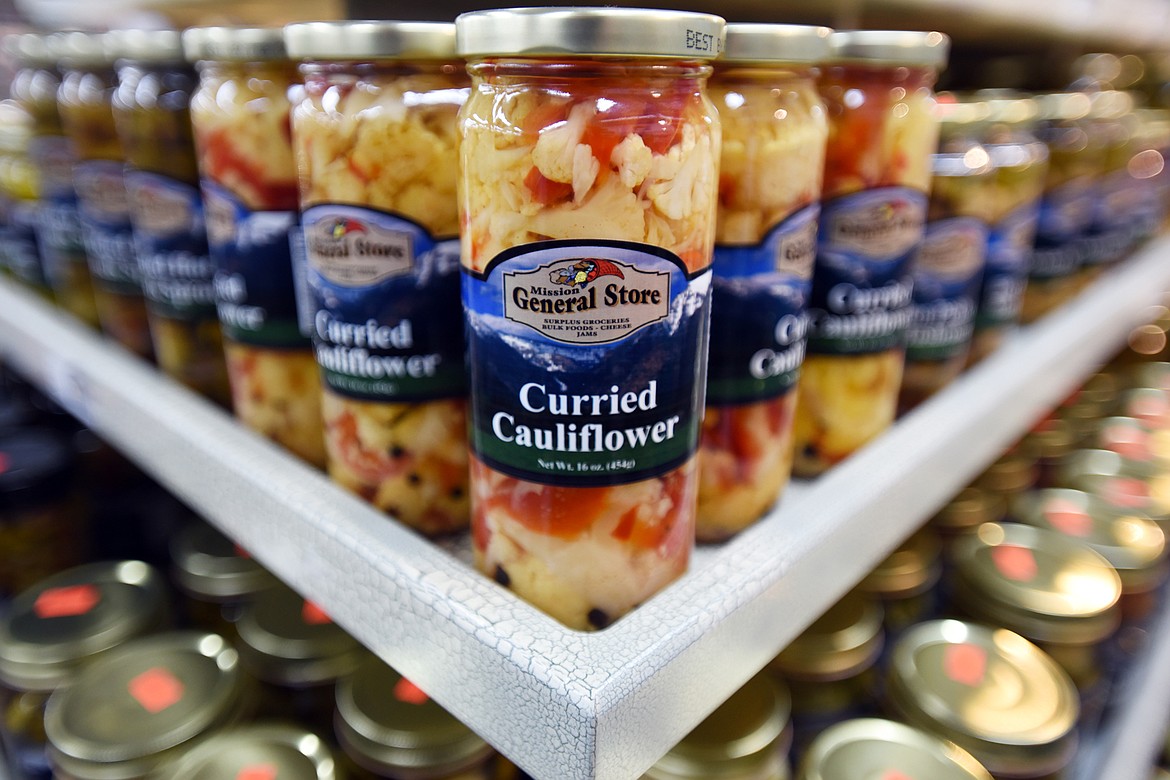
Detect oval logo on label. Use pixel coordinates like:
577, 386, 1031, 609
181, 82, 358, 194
306, 217, 413, 286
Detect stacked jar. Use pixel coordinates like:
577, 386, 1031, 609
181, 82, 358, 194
0, 99, 48, 296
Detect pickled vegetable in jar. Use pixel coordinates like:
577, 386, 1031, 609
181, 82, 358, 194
699, 24, 829, 541
965, 93, 1048, 364
456, 8, 725, 630
1020, 93, 1102, 323
8, 33, 100, 328
0, 99, 49, 296
899, 100, 993, 413
286, 22, 469, 534
1081, 90, 1138, 273
54, 31, 153, 359
110, 30, 230, 406
793, 30, 948, 476
186, 26, 326, 468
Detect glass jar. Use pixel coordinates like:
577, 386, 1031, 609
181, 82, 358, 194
169, 520, 277, 634
185, 26, 327, 469
151, 723, 340, 779
1130, 108, 1170, 240
886, 620, 1079, 780
644, 673, 793, 780
109, 30, 231, 406
55, 31, 154, 359
44, 632, 251, 780
931, 486, 1008, 557
698, 23, 829, 540
8, 33, 101, 328
858, 528, 943, 637
235, 583, 363, 736
455, 8, 725, 630
898, 100, 993, 413
0, 561, 168, 780
1024, 415, 1077, 488
335, 653, 494, 780
769, 592, 884, 761
796, 718, 992, 780
285, 21, 469, 534
793, 30, 948, 476
966, 93, 1048, 364
1019, 92, 1100, 323
0, 99, 49, 296
1080, 90, 1138, 275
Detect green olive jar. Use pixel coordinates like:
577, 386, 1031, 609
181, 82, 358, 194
796, 718, 992, 780
108, 29, 230, 406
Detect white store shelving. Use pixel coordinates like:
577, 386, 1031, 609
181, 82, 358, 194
2, 238, 1170, 779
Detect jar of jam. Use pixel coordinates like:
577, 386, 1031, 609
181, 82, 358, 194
643, 673, 793, 780
1024, 415, 1077, 488
285, 21, 469, 534
455, 8, 725, 629
931, 486, 1008, 554
796, 718, 992, 780
858, 528, 943, 637
335, 653, 495, 780
235, 583, 363, 736
8, 33, 100, 328
55, 31, 153, 359
185, 26, 327, 468
975, 444, 1039, 508
967, 93, 1048, 364
1020, 92, 1100, 323
0, 561, 169, 780
44, 631, 251, 779
151, 723, 340, 779
699, 23, 829, 540
899, 99, 993, 412
169, 521, 277, 634
109, 29, 231, 406
792, 30, 948, 475
1057, 448, 1166, 526
0, 98, 49, 296
886, 620, 1079, 780
1081, 90, 1137, 274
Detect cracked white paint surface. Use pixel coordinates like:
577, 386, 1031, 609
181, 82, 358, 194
2, 240, 1170, 780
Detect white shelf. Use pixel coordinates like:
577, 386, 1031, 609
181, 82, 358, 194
2, 239, 1170, 779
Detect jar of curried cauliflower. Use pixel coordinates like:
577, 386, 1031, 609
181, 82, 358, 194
1081, 90, 1138, 275
0, 99, 49, 297
792, 30, 948, 476
967, 92, 1049, 364
699, 23, 830, 541
110, 30, 230, 405
55, 32, 153, 360
8, 33, 101, 329
286, 22, 470, 534
186, 26, 326, 468
898, 99, 993, 413
456, 8, 725, 630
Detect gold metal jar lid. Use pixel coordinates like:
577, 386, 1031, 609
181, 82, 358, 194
1130, 362, 1170, 394
1059, 447, 1158, 497
859, 530, 942, 599
952, 523, 1121, 645
1014, 487, 1167, 593
284, 21, 456, 61
1088, 89, 1135, 120
1034, 92, 1093, 122
1121, 387, 1170, 429
0, 99, 32, 155
47, 31, 115, 70
886, 620, 1079, 778
235, 583, 363, 687
645, 673, 791, 780
931, 487, 1006, 535
150, 724, 339, 780
182, 26, 286, 63
0, 560, 169, 693
3, 32, 55, 67
104, 29, 185, 64
455, 7, 726, 60
170, 522, 277, 603
797, 718, 992, 780
719, 24, 831, 65
975, 445, 1039, 497
825, 30, 949, 68
44, 632, 247, 780
1026, 416, 1077, 462
771, 592, 883, 680
335, 653, 492, 778
1095, 415, 1161, 463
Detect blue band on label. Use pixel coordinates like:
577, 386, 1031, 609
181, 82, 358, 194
75, 160, 140, 293
125, 170, 216, 319
1031, 178, 1092, 280
976, 201, 1039, 329
303, 203, 464, 402
203, 180, 305, 348
1083, 169, 1137, 267
1, 201, 46, 288
464, 239, 711, 487
707, 203, 816, 404
808, 186, 926, 355
906, 216, 988, 362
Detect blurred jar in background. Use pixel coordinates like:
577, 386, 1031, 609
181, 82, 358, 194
0, 99, 49, 297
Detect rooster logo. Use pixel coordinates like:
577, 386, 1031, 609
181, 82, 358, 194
328, 218, 366, 240
550, 259, 625, 289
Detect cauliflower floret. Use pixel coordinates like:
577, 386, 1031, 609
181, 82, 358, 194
529, 174, 645, 241
646, 124, 715, 221
531, 102, 594, 183
571, 143, 599, 203
611, 133, 653, 188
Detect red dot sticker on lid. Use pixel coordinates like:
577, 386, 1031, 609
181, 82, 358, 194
1103, 477, 1150, 509
944, 643, 988, 687
0, 452, 8, 474
301, 600, 332, 626
1102, 425, 1152, 461
128, 667, 185, 714
1043, 498, 1093, 538
1129, 396, 1170, 427
34, 584, 101, 618
394, 677, 430, 705
236, 764, 278, 780
232, 543, 253, 560
881, 772, 914, 780
991, 544, 1039, 582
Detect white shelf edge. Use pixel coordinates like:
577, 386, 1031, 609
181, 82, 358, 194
1, 237, 1169, 779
